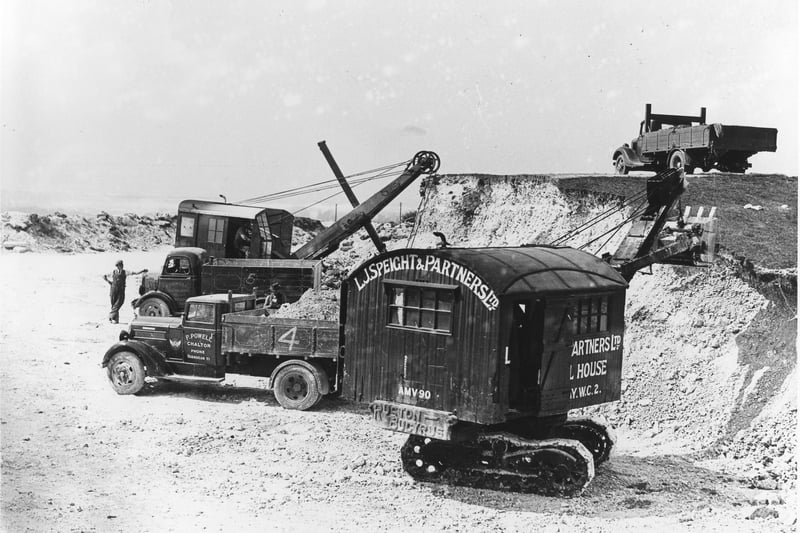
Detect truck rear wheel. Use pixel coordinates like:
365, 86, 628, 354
138, 297, 170, 317
273, 365, 321, 410
107, 351, 145, 395
668, 151, 694, 173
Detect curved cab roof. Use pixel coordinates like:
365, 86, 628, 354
178, 200, 290, 219
349, 246, 627, 296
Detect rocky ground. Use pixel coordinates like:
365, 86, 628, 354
1, 173, 797, 532
1, 211, 177, 253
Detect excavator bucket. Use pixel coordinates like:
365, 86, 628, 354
610, 169, 719, 280
658, 206, 718, 267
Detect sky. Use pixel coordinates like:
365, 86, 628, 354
1, 0, 797, 218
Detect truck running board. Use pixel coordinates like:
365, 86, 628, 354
159, 375, 225, 384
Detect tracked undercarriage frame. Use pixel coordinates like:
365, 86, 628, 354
398, 416, 615, 497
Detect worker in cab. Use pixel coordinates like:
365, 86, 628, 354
263, 282, 285, 314
234, 222, 253, 258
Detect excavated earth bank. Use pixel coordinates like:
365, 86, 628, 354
290, 172, 797, 489
413, 173, 797, 490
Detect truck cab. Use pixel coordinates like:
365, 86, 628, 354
134, 248, 209, 316
110, 293, 257, 383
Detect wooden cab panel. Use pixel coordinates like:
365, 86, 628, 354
342, 247, 629, 427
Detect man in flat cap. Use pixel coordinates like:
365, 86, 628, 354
103, 259, 147, 323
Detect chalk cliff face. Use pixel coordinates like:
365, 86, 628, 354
411, 174, 631, 255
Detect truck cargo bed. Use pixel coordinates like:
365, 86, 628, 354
221, 309, 339, 358
712, 124, 777, 152
201, 258, 322, 302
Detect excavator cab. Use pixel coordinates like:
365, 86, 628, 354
175, 201, 293, 260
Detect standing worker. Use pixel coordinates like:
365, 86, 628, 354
103, 259, 147, 323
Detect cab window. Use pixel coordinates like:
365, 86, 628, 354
386, 282, 455, 334
186, 303, 215, 324
573, 296, 609, 334
164, 257, 191, 275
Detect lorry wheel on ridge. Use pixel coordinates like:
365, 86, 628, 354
138, 297, 170, 317
614, 155, 629, 175
107, 351, 146, 395
668, 151, 686, 171
273, 365, 321, 410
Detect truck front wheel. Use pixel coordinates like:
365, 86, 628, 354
273, 365, 321, 410
138, 297, 170, 317
107, 351, 145, 395
614, 155, 629, 175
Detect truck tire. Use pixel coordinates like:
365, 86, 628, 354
107, 351, 145, 395
138, 297, 170, 317
614, 155, 629, 175
273, 365, 321, 411
668, 151, 694, 174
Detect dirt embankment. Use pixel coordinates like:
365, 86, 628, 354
409, 173, 797, 487
2, 211, 177, 253
297, 173, 797, 490
1, 211, 325, 256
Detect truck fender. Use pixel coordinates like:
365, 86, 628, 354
612, 145, 640, 167
269, 359, 330, 396
102, 340, 171, 378
131, 290, 178, 313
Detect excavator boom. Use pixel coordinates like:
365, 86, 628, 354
292, 151, 440, 260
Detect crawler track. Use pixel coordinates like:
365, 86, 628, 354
401, 432, 594, 497
549, 416, 616, 465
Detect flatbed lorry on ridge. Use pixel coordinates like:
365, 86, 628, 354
612, 103, 777, 174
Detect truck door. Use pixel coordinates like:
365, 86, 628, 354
158, 256, 199, 310
507, 299, 544, 410
182, 301, 225, 375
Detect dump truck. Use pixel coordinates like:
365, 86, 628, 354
133, 148, 441, 316
105, 292, 339, 409
104, 163, 717, 497
613, 103, 777, 174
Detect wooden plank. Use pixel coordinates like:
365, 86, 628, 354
315, 328, 340, 357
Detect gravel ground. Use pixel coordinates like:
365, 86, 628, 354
1, 249, 795, 533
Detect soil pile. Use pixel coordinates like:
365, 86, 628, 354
2, 211, 322, 256
2, 211, 177, 253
